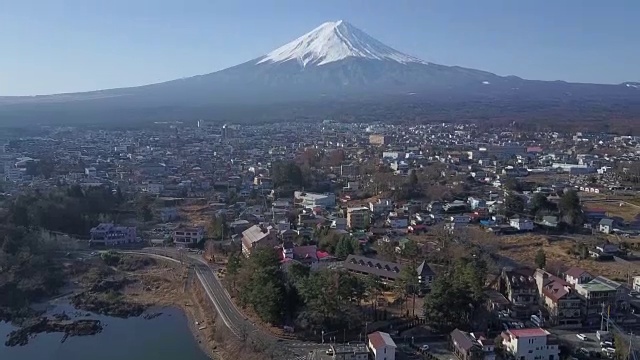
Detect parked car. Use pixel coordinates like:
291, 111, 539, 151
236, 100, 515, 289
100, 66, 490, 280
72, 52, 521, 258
576, 334, 587, 341
420, 345, 430, 351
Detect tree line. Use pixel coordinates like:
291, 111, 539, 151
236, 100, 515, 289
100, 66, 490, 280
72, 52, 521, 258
224, 246, 488, 335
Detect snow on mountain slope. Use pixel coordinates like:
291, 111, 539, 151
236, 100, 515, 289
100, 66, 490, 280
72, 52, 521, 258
257, 20, 427, 67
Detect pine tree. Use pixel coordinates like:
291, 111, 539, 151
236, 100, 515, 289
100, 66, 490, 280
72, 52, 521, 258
535, 248, 547, 269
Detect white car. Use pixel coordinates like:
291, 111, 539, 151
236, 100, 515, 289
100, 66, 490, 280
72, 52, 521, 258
576, 334, 587, 341
421, 345, 430, 351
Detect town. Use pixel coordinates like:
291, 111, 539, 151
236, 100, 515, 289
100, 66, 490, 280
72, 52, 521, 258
1, 120, 639, 360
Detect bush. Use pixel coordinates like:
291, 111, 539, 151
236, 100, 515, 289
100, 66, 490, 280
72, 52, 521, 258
100, 251, 121, 266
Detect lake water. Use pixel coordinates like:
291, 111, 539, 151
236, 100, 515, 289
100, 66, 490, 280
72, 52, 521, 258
0, 302, 211, 360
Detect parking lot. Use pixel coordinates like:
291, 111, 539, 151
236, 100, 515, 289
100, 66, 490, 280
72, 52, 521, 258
551, 330, 617, 356
397, 341, 454, 360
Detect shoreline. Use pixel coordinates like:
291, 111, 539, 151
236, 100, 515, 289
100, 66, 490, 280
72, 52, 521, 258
1, 254, 222, 359
119, 257, 221, 360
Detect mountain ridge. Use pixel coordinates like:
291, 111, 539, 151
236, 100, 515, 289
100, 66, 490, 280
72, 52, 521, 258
0, 20, 638, 125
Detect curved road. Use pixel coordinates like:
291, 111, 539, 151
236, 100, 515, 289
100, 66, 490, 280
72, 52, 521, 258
122, 249, 320, 359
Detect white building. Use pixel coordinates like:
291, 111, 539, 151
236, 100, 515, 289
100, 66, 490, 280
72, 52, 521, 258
294, 191, 336, 209
633, 276, 640, 292
89, 223, 138, 246
509, 218, 534, 231
501, 328, 559, 360
173, 226, 204, 247
368, 331, 396, 360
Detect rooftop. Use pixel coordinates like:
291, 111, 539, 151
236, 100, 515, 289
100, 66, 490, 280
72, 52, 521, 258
577, 277, 620, 293
507, 328, 550, 338
368, 331, 396, 349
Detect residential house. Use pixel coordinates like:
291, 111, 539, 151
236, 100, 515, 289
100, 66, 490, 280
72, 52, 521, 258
598, 218, 616, 234
229, 219, 251, 235
484, 290, 511, 312
564, 267, 593, 287
387, 213, 409, 229
428, 201, 444, 213
501, 268, 539, 318
470, 333, 496, 360
509, 217, 534, 231
331, 218, 347, 230
280, 228, 298, 243
370, 199, 394, 215
501, 328, 559, 360
534, 270, 582, 327
450, 215, 471, 224
468, 197, 487, 210
368, 331, 396, 360
450, 329, 483, 360
89, 223, 138, 246
340, 164, 359, 179
417, 261, 436, 290
590, 243, 621, 260
241, 224, 278, 257
347, 207, 371, 230
173, 226, 204, 247
282, 242, 320, 267
253, 176, 273, 190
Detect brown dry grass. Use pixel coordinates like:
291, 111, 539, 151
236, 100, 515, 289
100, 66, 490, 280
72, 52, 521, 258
484, 233, 638, 281
122, 259, 222, 359
582, 199, 640, 222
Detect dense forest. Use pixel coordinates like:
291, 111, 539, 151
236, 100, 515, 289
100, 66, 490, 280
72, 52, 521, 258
225, 247, 488, 335
0, 185, 124, 321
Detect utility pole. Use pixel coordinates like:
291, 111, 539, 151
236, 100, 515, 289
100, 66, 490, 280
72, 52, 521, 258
600, 302, 606, 331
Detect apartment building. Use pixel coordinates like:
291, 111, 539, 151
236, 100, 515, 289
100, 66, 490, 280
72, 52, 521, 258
347, 206, 370, 230
575, 276, 622, 319
172, 226, 204, 247
501, 268, 539, 318
369, 134, 390, 146
89, 223, 138, 246
534, 270, 582, 327
294, 191, 336, 208
501, 328, 559, 360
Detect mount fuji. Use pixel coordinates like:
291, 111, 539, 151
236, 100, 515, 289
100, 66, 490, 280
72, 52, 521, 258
0, 20, 638, 124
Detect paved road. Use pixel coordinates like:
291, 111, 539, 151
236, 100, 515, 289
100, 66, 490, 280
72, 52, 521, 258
123, 249, 326, 358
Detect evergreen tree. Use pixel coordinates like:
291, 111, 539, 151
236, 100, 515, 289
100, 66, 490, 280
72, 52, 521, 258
535, 248, 547, 269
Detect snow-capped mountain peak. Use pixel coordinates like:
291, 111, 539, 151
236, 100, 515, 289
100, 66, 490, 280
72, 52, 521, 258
257, 20, 427, 67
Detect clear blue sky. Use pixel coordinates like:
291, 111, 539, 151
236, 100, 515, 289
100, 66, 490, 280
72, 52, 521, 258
2, 0, 638, 95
